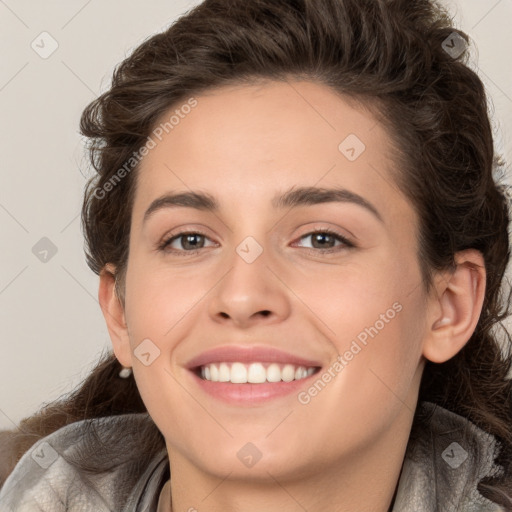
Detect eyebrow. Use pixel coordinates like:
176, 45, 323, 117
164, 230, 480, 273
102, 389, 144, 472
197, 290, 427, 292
143, 186, 383, 224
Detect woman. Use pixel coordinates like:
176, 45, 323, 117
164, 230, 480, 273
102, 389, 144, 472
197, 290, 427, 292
1, 0, 511, 510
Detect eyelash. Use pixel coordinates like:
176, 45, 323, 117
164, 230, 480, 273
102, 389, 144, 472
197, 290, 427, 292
157, 228, 355, 256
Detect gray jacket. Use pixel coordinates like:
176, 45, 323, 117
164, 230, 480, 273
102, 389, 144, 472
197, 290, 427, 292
0, 401, 507, 511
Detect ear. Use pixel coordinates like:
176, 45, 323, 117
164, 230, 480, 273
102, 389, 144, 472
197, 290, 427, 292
422, 249, 486, 363
98, 264, 133, 368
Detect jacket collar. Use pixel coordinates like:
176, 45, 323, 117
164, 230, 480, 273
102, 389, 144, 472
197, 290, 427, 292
0, 401, 505, 510
392, 401, 505, 511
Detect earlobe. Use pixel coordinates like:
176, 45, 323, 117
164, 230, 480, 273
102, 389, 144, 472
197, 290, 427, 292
98, 264, 133, 368
422, 250, 486, 364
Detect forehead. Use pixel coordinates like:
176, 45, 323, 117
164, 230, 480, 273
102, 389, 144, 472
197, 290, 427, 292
132, 80, 412, 226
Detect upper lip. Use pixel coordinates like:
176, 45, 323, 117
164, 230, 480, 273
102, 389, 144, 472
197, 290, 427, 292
185, 345, 323, 370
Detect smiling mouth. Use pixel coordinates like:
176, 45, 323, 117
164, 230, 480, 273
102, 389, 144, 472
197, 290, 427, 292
193, 362, 321, 384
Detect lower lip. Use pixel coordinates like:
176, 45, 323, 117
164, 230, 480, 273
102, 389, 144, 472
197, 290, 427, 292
189, 370, 319, 405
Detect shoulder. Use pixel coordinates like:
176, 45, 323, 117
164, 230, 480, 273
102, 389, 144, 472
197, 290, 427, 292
0, 413, 167, 512
393, 401, 508, 511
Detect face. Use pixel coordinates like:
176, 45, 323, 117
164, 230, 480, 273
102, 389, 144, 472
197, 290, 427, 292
116, 80, 431, 480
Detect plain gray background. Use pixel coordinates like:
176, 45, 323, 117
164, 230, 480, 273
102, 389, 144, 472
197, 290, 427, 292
1, 0, 511, 430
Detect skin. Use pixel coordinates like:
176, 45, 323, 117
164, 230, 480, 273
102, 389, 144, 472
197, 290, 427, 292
99, 80, 486, 512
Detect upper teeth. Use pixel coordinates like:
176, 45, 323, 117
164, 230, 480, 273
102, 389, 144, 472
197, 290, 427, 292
200, 362, 316, 384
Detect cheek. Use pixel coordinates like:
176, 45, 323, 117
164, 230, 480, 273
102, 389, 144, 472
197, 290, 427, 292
122, 258, 207, 446
297, 255, 411, 344
297, 253, 426, 410
124, 253, 205, 343
288, 293, 426, 468
121, 256, 207, 417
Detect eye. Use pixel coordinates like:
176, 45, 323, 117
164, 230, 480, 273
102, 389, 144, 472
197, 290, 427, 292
158, 231, 216, 255
293, 229, 354, 253
158, 228, 354, 256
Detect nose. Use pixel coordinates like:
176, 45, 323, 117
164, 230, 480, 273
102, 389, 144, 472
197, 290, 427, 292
207, 241, 291, 329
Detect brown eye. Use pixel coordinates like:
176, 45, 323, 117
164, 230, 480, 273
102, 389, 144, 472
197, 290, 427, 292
295, 230, 354, 252
309, 232, 337, 249
159, 232, 215, 254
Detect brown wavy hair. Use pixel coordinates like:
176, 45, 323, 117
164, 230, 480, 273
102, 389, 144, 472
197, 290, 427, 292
2, 0, 512, 506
